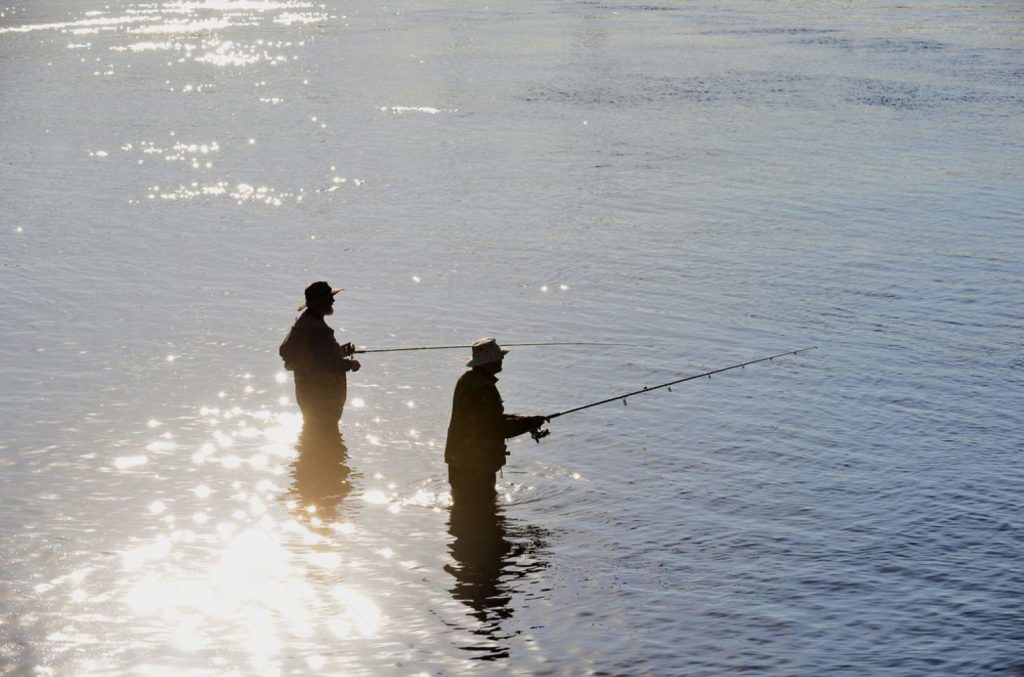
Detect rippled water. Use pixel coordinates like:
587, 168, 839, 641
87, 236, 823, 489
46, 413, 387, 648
2, 0, 1022, 674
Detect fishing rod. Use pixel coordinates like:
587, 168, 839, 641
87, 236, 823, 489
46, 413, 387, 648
354, 341, 651, 354
530, 347, 816, 441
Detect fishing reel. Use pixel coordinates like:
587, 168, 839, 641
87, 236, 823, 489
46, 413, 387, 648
530, 426, 550, 443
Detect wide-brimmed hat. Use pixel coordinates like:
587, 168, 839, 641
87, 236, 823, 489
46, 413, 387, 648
298, 280, 343, 311
466, 337, 509, 367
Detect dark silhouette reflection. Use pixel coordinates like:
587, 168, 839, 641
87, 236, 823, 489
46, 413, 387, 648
445, 501, 550, 660
288, 424, 355, 527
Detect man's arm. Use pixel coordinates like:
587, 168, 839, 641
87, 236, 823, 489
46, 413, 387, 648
502, 414, 546, 439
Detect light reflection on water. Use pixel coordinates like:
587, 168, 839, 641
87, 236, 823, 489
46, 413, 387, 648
70, 392, 391, 673
0, 0, 325, 36
2, 0, 346, 213
6, 376, 550, 674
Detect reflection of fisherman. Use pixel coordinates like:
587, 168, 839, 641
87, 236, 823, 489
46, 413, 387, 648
289, 425, 354, 527
446, 502, 550, 659
444, 338, 546, 505
447, 503, 513, 658
279, 281, 361, 428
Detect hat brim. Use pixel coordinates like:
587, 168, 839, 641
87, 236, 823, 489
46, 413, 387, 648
297, 287, 343, 311
466, 347, 510, 367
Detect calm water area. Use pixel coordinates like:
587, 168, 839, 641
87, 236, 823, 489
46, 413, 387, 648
2, 0, 1023, 674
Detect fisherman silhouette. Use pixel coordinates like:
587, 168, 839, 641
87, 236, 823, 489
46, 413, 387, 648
445, 501, 549, 659
443, 338, 547, 506
288, 424, 355, 528
279, 281, 361, 430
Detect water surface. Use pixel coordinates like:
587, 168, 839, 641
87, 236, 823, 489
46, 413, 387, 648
2, 0, 1022, 673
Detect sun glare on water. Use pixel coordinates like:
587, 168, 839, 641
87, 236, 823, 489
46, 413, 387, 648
94, 377, 387, 673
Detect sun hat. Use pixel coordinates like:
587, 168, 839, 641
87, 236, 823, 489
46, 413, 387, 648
466, 337, 510, 367
298, 280, 343, 311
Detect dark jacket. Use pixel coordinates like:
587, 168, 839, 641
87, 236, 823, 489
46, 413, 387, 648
281, 311, 357, 424
444, 368, 536, 472
280, 310, 356, 378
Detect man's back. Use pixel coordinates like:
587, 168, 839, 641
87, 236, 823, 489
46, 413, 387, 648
444, 368, 506, 471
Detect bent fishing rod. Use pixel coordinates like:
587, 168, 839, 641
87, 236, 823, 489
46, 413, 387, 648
355, 341, 651, 354
530, 347, 816, 441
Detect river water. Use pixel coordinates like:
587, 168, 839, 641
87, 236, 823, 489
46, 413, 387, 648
2, 0, 1022, 674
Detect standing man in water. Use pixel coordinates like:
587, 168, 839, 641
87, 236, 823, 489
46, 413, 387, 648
444, 338, 547, 506
280, 281, 361, 429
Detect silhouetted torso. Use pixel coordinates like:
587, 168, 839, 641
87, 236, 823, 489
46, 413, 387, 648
444, 367, 537, 505
282, 309, 357, 428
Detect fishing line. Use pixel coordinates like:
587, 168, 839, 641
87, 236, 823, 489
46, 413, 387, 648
355, 341, 651, 354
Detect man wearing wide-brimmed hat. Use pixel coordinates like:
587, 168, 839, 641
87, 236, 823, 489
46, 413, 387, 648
279, 281, 361, 429
444, 338, 547, 505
